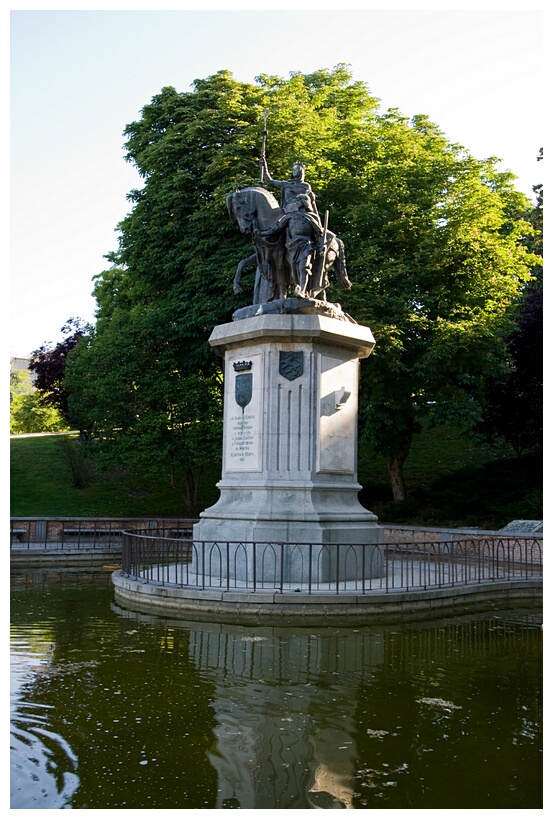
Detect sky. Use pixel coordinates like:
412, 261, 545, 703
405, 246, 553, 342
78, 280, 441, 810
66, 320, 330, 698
8, 3, 544, 358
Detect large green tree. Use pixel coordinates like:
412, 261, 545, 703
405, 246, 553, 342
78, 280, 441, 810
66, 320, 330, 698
65, 303, 222, 510
476, 149, 543, 458
67, 67, 538, 505
340, 120, 539, 497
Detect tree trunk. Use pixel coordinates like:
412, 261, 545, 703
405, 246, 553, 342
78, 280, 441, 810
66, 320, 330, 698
168, 463, 197, 512
183, 464, 199, 510
387, 434, 413, 501
388, 455, 407, 501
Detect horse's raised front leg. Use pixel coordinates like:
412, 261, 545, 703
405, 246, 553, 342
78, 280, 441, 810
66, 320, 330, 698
233, 253, 257, 294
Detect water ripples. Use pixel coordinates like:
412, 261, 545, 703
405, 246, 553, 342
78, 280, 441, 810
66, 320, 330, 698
11, 629, 80, 809
10, 585, 542, 810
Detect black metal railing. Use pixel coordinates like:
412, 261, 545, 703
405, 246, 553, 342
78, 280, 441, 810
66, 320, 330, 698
10, 519, 197, 551
120, 531, 542, 595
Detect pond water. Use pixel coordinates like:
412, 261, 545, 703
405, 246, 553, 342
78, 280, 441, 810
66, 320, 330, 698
10, 569, 542, 810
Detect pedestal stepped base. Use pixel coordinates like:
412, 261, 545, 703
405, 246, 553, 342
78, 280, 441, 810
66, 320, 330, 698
193, 307, 383, 582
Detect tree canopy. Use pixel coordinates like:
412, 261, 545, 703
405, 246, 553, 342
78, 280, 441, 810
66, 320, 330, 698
66, 66, 539, 507
65, 304, 222, 508
476, 151, 543, 458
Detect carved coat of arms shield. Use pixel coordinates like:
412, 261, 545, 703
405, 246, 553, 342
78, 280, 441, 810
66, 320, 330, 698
235, 373, 253, 408
279, 351, 303, 381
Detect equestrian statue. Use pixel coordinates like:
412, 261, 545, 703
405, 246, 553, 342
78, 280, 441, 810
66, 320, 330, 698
226, 112, 351, 305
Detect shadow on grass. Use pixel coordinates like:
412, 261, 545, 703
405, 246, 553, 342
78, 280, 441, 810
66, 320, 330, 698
360, 451, 542, 529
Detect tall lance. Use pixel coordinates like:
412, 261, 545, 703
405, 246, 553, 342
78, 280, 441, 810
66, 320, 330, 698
259, 109, 269, 183
319, 208, 330, 290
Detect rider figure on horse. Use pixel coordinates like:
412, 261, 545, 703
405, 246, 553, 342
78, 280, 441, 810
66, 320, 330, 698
257, 192, 325, 297
259, 156, 328, 297
260, 156, 321, 224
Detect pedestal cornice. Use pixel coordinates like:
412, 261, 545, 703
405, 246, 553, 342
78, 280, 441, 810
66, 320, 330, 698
209, 312, 375, 359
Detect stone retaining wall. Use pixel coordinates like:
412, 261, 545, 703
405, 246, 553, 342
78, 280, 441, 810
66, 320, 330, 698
112, 572, 542, 625
381, 525, 543, 543
10, 517, 196, 543
12, 518, 543, 545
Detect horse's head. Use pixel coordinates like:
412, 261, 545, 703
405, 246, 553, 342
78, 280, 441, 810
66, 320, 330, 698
226, 189, 257, 234
227, 186, 282, 234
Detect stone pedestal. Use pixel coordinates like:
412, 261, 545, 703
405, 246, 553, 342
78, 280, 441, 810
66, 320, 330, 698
193, 308, 382, 581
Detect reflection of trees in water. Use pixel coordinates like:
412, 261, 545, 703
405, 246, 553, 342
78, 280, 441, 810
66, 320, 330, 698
379, 612, 542, 668
352, 614, 542, 809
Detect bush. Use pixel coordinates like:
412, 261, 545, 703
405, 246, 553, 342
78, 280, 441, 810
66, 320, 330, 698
56, 437, 91, 489
10, 391, 70, 434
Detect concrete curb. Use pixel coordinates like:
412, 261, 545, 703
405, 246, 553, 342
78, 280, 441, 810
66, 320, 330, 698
111, 571, 542, 625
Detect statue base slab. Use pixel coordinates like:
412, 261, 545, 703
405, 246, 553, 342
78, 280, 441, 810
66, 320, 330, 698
232, 297, 353, 323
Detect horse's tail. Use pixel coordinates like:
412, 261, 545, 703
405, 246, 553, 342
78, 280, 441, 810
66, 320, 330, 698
334, 238, 351, 290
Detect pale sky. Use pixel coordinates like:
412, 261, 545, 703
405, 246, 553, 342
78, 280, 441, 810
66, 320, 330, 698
8, 3, 544, 357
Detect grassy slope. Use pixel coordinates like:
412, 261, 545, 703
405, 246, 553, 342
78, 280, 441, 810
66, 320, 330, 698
11, 429, 542, 528
10, 434, 220, 518
358, 424, 542, 528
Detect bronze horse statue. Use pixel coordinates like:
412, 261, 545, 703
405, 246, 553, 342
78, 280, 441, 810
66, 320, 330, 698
226, 186, 351, 303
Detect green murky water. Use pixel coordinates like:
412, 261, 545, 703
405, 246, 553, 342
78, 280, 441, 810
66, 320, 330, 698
10, 569, 542, 809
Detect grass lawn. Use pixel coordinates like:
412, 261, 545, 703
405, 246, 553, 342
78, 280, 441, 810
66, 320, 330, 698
10, 433, 219, 518
11, 428, 542, 529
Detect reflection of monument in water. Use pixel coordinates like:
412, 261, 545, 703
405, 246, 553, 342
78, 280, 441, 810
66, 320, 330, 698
187, 623, 383, 809
193, 140, 382, 584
